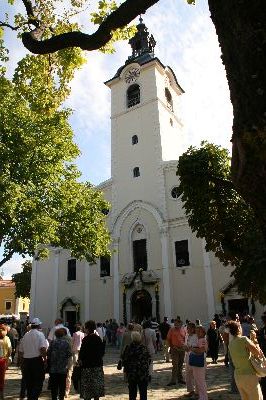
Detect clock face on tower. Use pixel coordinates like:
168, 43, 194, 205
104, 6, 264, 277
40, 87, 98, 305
124, 67, 140, 84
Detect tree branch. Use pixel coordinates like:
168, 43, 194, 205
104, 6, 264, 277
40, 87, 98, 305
21, 0, 159, 54
21, 0, 39, 28
0, 22, 19, 31
0, 250, 15, 268
210, 175, 235, 190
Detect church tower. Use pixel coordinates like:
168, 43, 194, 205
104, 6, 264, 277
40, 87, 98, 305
105, 18, 185, 217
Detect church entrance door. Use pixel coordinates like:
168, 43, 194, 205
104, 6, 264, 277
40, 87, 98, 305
131, 290, 152, 323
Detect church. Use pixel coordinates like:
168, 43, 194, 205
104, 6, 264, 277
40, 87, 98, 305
30, 18, 262, 332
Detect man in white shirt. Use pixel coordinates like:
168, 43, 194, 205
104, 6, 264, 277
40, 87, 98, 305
19, 317, 48, 400
48, 318, 71, 342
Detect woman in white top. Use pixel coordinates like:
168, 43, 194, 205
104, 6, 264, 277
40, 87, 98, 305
142, 320, 156, 378
184, 322, 198, 397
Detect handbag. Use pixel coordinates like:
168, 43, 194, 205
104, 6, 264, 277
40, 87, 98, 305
188, 352, 205, 367
250, 354, 266, 377
117, 359, 123, 370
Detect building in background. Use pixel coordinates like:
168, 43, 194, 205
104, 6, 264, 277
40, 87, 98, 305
0, 278, 29, 318
30, 19, 263, 332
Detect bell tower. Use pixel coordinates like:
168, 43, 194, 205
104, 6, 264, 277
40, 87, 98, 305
105, 17, 185, 216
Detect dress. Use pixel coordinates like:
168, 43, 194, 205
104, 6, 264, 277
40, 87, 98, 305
79, 333, 105, 399
122, 342, 150, 400
47, 338, 72, 400
207, 328, 220, 363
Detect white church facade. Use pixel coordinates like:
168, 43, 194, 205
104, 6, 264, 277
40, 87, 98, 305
30, 19, 262, 332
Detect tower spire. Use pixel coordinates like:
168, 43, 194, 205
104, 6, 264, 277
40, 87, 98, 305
128, 16, 156, 61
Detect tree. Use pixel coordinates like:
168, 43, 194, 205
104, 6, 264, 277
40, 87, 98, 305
0, 33, 111, 267
177, 142, 266, 304
12, 260, 32, 298
1, 0, 265, 241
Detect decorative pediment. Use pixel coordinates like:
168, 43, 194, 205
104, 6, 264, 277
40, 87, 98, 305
59, 296, 80, 308
121, 269, 159, 288
220, 279, 236, 295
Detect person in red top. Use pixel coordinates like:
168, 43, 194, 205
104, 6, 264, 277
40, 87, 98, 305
166, 319, 186, 386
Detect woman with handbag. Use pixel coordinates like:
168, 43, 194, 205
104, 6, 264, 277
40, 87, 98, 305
228, 320, 263, 400
184, 322, 198, 398
189, 325, 208, 400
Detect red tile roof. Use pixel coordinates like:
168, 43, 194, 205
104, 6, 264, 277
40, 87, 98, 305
0, 280, 15, 288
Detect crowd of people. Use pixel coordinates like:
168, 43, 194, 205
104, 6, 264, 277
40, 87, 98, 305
0, 312, 265, 399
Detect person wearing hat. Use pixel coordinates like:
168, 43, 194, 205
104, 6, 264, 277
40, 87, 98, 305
19, 317, 48, 400
0, 324, 12, 399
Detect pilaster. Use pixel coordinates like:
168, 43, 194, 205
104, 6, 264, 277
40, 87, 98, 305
53, 248, 60, 321
202, 239, 215, 320
84, 262, 90, 320
160, 226, 172, 318
113, 237, 120, 321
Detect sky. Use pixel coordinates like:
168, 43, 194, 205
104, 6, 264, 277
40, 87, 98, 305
1, 0, 233, 278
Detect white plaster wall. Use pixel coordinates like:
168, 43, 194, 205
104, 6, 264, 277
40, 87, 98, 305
32, 251, 59, 331
88, 262, 114, 322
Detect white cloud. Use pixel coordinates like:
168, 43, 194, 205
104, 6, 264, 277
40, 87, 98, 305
1, 255, 26, 279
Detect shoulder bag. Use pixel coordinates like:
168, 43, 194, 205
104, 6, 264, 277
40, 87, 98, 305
250, 354, 266, 377
188, 351, 205, 367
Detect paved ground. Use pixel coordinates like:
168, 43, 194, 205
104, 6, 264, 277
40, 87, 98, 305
5, 347, 241, 399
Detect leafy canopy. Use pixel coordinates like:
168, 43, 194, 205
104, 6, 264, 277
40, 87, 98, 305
12, 260, 32, 298
0, 5, 121, 267
177, 142, 266, 304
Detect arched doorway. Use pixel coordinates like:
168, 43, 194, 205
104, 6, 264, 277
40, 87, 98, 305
131, 290, 152, 323
60, 297, 80, 335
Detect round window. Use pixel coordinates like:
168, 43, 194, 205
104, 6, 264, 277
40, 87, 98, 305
171, 186, 181, 199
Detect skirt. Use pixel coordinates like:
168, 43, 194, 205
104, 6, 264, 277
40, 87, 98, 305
80, 366, 105, 399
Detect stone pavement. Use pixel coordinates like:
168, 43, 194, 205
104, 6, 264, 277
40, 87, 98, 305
5, 347, 241, 400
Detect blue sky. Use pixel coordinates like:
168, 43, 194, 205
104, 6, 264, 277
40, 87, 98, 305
1, 0, 233, 277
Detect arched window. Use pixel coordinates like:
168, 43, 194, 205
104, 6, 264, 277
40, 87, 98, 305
127, 84, 140, 108
132, 135, 138, 145
165, 87, 173, 111
133, 167, 140, 178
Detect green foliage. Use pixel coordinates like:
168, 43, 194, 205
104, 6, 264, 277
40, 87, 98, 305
177, 142, 266, 303
12, 260, 32, 299
90, 1, 137, 53
0, 43, 110, 266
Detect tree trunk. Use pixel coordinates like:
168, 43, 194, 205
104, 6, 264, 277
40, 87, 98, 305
208, 0, 266, 240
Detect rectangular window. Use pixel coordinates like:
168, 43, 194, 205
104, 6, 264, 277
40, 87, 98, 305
133, 239, 147, 272
67, 259, 76, 281
100, 256, 110, 277
5, 301, 12, 311
175, 240, 190, 267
